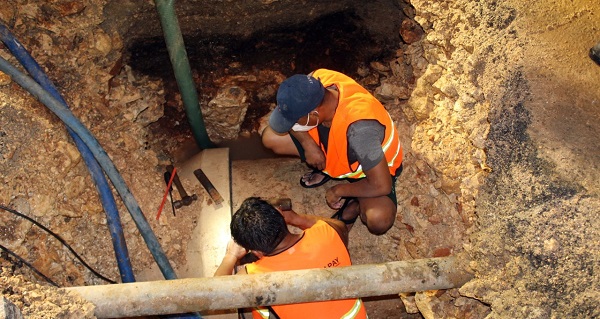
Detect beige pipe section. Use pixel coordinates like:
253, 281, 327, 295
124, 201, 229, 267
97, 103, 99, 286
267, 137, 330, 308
65, 256, 472, 318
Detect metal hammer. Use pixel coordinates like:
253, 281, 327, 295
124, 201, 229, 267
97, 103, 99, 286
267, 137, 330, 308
166, 165, 197, 209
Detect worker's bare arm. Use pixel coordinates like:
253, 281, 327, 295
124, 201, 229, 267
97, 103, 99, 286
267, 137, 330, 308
325, 158, 391, 209
279, 209, 349, 247
214, 239, 248, 276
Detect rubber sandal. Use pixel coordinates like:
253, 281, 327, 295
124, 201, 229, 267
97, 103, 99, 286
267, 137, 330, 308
299, 170, 331, 188
331, 198, 359, 225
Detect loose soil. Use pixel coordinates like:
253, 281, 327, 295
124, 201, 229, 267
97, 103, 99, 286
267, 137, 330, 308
0, 0, 599, 318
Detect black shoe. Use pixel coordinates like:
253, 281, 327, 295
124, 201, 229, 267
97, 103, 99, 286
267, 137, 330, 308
331, 198, 359, 225
299, 170, 331, 188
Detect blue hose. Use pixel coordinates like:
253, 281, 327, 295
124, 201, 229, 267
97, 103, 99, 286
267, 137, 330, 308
0, 28, 201, 319
0, 55, 181, 281
0, 24, 136, 283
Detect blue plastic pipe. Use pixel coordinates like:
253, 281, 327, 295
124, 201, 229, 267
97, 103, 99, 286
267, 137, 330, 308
0, 24, 136, 283
0, 27, 200, 319
0, 56, 181, 282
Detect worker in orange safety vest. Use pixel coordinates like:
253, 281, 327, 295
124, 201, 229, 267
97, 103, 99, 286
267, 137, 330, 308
215, 197, 368, 319
262, 69, 403, 235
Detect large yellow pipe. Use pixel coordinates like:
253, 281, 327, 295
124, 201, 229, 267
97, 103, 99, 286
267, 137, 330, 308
65, 257, 473, 318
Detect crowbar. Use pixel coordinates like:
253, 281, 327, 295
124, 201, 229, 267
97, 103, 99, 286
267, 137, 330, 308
193, 168, 223, 206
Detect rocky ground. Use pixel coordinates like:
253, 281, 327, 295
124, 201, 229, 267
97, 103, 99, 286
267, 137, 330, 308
0, 0, 599, 318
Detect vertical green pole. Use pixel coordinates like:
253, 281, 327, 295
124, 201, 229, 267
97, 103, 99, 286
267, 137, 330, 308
154, 0, 214, 149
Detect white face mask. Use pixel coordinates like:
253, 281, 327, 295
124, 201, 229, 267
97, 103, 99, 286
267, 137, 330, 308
291, 111, 319, 132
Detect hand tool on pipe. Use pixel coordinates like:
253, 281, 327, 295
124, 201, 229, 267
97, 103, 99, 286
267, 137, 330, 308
166, 165, 197, 209
193, 168, 223, 206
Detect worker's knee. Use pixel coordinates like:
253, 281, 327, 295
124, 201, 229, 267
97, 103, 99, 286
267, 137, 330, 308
362, 206, 396, 235
261, 128, 280, 152
261, 127, 298, 156
366, 219, 394, 235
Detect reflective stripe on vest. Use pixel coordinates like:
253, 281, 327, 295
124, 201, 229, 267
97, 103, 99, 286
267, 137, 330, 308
341, 299, 366, 319
254, 307, 270, 318
326, 113, 401, 179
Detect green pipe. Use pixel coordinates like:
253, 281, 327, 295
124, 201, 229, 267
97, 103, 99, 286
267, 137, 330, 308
154, 0, 214, 149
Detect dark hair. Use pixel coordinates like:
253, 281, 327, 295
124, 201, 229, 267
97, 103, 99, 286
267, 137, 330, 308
230, 197, 288, 254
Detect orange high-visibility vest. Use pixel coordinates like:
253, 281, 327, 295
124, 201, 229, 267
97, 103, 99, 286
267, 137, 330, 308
245, 221, 367, 319
309, 69, 402, 179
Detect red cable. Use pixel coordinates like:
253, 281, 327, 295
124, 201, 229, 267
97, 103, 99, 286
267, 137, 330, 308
156, 167, 177, 220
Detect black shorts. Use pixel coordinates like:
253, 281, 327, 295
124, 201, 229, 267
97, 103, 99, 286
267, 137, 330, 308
290, 134, 403, 205
291, 132, 403, 205
347, 164, 403, 206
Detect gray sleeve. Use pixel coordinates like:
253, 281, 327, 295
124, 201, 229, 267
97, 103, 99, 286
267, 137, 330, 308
347, 120, 385, 172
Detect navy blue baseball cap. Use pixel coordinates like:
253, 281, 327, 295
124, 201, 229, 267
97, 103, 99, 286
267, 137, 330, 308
269, 74, 325, 133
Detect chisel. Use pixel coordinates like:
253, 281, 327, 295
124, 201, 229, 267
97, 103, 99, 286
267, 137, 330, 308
193, 168, 223, 206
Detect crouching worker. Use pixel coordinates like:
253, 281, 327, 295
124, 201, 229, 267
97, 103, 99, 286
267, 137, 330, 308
261, 69, 404, 235
215, 197, 368, 319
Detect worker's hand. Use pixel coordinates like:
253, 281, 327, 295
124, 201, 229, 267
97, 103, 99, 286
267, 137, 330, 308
290, 130, 325, 170
326, 186, 345, 210
304, 143, 326, 170
278, 208, 299, 225
225, 238, 247, 260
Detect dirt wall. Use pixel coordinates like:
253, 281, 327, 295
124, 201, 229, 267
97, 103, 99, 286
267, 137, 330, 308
0, 0, 598, 318
407, 0, 600, 318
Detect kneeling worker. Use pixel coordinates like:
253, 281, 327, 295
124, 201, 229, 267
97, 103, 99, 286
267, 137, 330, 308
215, 197, 368, 319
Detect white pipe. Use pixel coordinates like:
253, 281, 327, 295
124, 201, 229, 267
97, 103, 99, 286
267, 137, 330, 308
65, 257, 472, 318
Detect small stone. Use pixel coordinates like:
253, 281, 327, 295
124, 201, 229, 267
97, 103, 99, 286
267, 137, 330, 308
370, 61, 389, 73
400, 19, 425, 44
356, 64, 370, 77
94, 30, 113, 56
399, 293, 419, 314
433, 247, 452, 257
410, 196, 420, 206
543, 238, 559, 252
0, 72, 11, 86
428, 215, 442, 225
589, 41, 600, 66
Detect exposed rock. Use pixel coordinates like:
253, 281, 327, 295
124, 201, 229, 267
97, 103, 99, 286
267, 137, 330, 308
0, 5, 16, 25
1, 296, 24, 319
399, 292, 419, 314
203, 85, 249, 143
0, 0, 598, 318
108, 65, 165, 126
103, 0, 403, 51
0, 72, 10, 86
415, 289, 491, 319
400, 19, 425, 44
375, 78, 412, 102
0, 268, 96, 319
